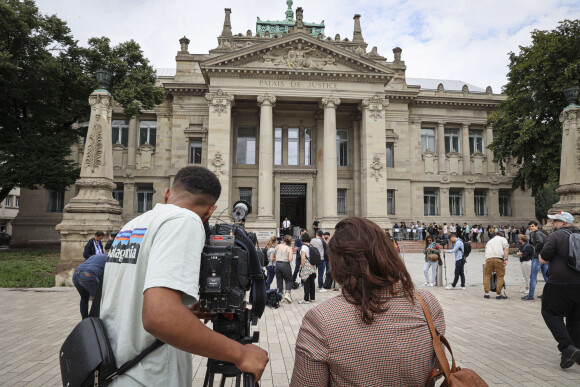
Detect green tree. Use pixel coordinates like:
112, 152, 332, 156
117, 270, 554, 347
488, 20, 580, 196
0, 0, 165, 203
534, 183, 560, 223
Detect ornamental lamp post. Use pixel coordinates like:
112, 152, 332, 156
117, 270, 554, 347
95, 68, 112, 90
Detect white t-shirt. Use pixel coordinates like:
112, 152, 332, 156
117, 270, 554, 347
101, 203, 205, 387
485, 236, 509, 260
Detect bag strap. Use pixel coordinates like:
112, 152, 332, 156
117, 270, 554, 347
107, 339, 165, 381
415, 292, 457, 380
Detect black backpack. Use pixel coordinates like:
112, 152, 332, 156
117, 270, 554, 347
266, 289, 281, 308
308, 245, 322, 266
462, 239, 472, 260
562, 229, 580, 272
261, 247, 269, 267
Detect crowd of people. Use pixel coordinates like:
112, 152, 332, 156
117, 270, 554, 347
69, 165, 580, 385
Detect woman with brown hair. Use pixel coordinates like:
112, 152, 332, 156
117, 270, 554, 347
274, 234, 294, 303
265, 235, 277, 289
291, 217, 446, 386
423, 235, 441, 286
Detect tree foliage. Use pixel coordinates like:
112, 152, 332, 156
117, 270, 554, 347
488, 20, 580, 196
0, 0, 165, 203
534, 183, 560, 223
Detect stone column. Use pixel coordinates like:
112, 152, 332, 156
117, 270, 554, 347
464, 187, 475, 218
488, 188, 499, 218
359, 95, 390, 228
55, 89, 124, 286
127, 117, 138, 168
437, 122, 446, 173
314, 111, 324, 216
320, 97, 340, 223
440, 187, 450, 218
550, 106, 580, 225
256, 94, 276, 227
352, 113, 362, 217
206, 89, 234, 214
462, 123, 471, 174
485, 125, 495, 174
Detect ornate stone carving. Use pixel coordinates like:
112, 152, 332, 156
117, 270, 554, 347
354, 46, 365, 55
179, 36, 190, 52
437, 83, 444, 92
257, 94, 277, 106
462, 84, 469, 95
555, 184, 580, 195
88, 93, 112, 122
370, 156, 384, 181
360, 95, 389, 121
422, 150, 437, 174
320, 97, 341, 109
75, 179, 117, 190
205, 89, 234, 116
84, 124, 103, 173
393, 47, 402, 62
262, 43, 336, 70
211, 152, 226, 175
486, 86, 493, 94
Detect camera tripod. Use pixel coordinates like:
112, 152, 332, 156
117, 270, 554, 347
203, 309, 260, 387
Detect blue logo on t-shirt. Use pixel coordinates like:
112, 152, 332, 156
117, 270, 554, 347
107, 228, 146, 264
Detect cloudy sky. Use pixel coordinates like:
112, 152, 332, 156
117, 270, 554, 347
35, 0, 580, 92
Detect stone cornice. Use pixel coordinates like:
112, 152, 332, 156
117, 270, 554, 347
163, 83, 208, 96
411, 95, 502, 108
273, 168, 318, 176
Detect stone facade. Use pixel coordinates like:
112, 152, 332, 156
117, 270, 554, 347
11, 5, 535, 244
0, 187, 19, 235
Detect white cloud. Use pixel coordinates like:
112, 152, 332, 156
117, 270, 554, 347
35, 0, 580, 91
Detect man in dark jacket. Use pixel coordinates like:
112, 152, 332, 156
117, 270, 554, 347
524, 220, 548, 301
82, 231, 104, 259
73, 253, 108, 319
539, 211, 580, 368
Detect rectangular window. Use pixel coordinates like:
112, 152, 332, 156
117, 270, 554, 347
47, 191, 64, 213
287, 128, 299, 166
386, 143, 394, 168
14, 196, 19, 208
337, 130, 349, 166
112, 183, 124, 208
236, 127, 256, 165
424, 188, 438, 216
139, 120, 157, 147
337, 189, 347, 214
136, 184, 154, 213
112, 120, 129, 147
421, 128, 436, 153
239, 187, 252, 204
449, 189, 463, 216
469, 130, 484, 154
499, 189, 512, 216
387, 190, 395, 215
474, 189, 488, 216
444, 129, 460, 153
189, 139, 202, 164
4, 197, 10, 207
304, 128, 312, 166
274, 127, 282, 165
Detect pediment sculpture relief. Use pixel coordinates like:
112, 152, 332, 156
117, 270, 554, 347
262, 43, 336, 70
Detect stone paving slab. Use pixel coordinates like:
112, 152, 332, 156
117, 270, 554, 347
1, 251, 579, 386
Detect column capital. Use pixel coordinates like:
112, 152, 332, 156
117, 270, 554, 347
462, 122, 470, 129
205, 89, 234, 117
320, 97, 341, 109
257, 93, 276, 107
438, 121, 446, 127
359, 95, 389, 121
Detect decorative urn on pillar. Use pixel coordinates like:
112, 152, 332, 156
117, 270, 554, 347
564, 85, 579, 106
95, 68, 112, 90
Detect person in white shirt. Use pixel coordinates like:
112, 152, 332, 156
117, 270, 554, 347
483, 231, 510, 299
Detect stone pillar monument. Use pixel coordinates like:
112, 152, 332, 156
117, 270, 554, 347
548, 93, 580, 226
256, 94, 277, 228
55, 73, 124, 285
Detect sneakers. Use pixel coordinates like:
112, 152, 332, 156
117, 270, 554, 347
445, 285, 455, 290
319, 288, 327, 292
298, 300, 310, 304
496, 295, 508, 300
423, 282, 430, 286
429, 283, 435, 287
521, 295, 535, 301
284, 293, 292, 303
459, 287, 466, 290
560, 345, 580, 369
520, 288, 529, 293
484, 295, 490, 299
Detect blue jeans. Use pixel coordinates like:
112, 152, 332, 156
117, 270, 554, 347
317, 260, 329, 289
452, 259, 465, 287
266, 265, 276, 289
529, 257, 549, 298
72, 271, 100, 319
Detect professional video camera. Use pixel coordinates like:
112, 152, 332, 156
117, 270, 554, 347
199, 200, 266, 387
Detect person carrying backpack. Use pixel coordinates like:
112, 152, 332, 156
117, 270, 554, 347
538, 211, 580, 368
445, 233, 466, 290
483, 230, 509, 299
298, 233, 317, 304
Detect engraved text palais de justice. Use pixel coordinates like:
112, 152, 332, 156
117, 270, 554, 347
258, 80, 337, 89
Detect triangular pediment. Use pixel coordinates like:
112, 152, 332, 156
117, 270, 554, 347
200, 33, 395, 83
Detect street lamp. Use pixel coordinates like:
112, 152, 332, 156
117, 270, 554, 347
95, 69, 112, 90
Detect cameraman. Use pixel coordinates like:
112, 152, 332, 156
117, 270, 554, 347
100, 166, 268, 385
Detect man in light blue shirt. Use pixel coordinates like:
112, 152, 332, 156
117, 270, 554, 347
445, 233, 466, 290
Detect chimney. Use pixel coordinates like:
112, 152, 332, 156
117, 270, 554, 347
221, 8, 233, 37
353, 14, 364, 43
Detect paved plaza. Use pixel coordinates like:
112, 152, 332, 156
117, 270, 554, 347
1, 251, 580, 386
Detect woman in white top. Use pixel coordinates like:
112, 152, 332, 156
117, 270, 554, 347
265, 236, 277, 289
275, 235, 294, 303
299, 233, 317, 304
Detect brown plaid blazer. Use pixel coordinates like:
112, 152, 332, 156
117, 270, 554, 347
290, 284, 445, 386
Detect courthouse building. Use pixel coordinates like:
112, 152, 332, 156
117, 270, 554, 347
12, 3, 534, 244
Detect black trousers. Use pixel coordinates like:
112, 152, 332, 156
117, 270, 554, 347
275, 262, 293, 293
303, 274, 316, 301
292, 256, 301, 282
452, 259, 465, 287
541, 283, 580, 352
